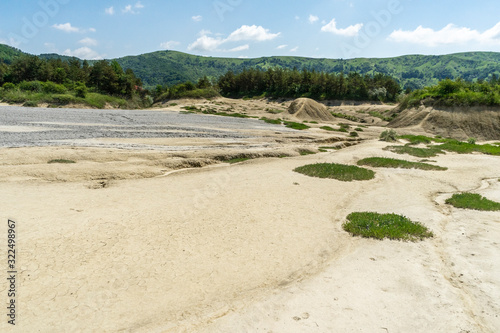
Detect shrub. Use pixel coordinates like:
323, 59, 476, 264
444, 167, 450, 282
19, 81, 43, 92
467, 137, 476, 145
2, 82, 16, 90
42, 81, 67, 94
74, 82, 88, 98
349, 131, 359, 137
380, 129, 398, 142
23, 100, 38, 107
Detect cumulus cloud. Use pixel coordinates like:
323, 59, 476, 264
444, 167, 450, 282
309, 15, 319, 24
276, 44, 288, 50
192, 15, 203, 22
321, 18, 363, 37
63, 47, 104, 60
188, 25, 280, 52
388, 22, 500, 46
52, 23, 80, 33
105, 6, 114, 15
160, 41, 180, 49
226, 25, 280, 42
79, 37, 98, 46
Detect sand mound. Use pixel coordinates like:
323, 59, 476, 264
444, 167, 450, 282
287, 98, 335, 122
389, 106, 500, 140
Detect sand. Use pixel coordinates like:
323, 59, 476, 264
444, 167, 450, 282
0, 99, 499, 332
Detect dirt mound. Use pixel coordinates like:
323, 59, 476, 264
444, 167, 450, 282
389, 106, 500, 140
287, 98, 335, 122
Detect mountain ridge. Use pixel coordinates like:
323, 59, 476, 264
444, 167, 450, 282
2, 44, 500, 90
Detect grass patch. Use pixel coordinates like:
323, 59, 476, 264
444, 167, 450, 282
331, 112, 360, 122
294, 163, 375, 182
384, 145, 444, 158
260, 117, 282, 125
266, 108, 283, 114
48, 159, 76, 164
299, 150, 316, 156
319, 146, 342, 150
357, 157, 447, 171
368, 111, 394, 122
445, 193, 500, 211
284, 121, 310, 130
343, 212, 434, 241
380, 129, 398, 142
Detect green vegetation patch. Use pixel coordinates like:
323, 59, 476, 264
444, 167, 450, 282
384, 145, 443, 158
260, 117, 282, 125
331, 112, 360, 122
445, 193, 500, 211
284, 121, 310, 130
357, 157, 447, 171
294, 163, 375, 182
343, 212, 434, 241
48, 159, 76, 164
380, 129, 398, 142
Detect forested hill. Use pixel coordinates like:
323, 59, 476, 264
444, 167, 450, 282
115, 51, 500, 90
2, 44, 500, 90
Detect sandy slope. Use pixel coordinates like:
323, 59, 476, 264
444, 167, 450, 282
0, 139, 499, 332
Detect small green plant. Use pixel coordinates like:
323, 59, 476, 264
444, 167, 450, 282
294, 163, 375, 182
357, 157, 447, 171
380, 129, 398, 142
320, 126, 335, 131
299, 150, 316, 156
384, 145, 443, 158
355, 127, 363, 132
48, 159, 76, 164
467, 137, 476, 145
266, 108, 283, 114
331, 112, 360, 122
343, 212, 434, 241
349, 131, 359, 137
260, 117, 282, 124
23, 100, 38, 107
445, 193, 500, 211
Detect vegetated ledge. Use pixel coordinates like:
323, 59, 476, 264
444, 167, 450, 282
389, 105, 500, 141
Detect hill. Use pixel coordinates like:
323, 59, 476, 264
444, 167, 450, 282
114, 51, 500, 90
0, 44, 27, 64
2, 43, 500, 90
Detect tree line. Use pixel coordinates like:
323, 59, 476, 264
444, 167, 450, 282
216, 68, 402, 102
0, 55, 143, 98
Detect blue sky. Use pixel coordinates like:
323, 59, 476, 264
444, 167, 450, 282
1, 0, 500, 60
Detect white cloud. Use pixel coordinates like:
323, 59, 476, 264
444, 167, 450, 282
290, 46, 299, 52
105, 6, 114, 15
188, 25, 280, 52
227, 25, 280, 42
309, 15, 319, 24
52, 23, 80, 33
188, 34, 225, 52
388, 22, 500, 47
63, 47, 104, 60
123, 2, 144, 14
276, 44, 288, 49
295, 16, 300, 20
228, 44, 249, 52
321, 18, 363, 37
160, 41, 180, 49
192, 15, 203, 22
79, 37, 98, 46
88, 28, 96, 33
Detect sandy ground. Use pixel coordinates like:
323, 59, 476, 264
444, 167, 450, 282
0, 100, 499, 332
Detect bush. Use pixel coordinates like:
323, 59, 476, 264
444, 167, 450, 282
42, 81, 67, 94
23, 100, 38, 107
19, 81, 43, 92
380, 129, 398, 142
2, 82, 16, 91
74, 82, 88, 98
467, 137, 476, 145
349, 131, 359, 137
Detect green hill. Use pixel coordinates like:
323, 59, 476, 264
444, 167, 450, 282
114, 51, 500, 90
0, 44, 27, 64
2, 43, 500, 90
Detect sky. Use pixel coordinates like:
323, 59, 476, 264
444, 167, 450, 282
1, 0, 500, 60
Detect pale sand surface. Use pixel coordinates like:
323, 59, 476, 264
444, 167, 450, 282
0, 101, 499, 332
